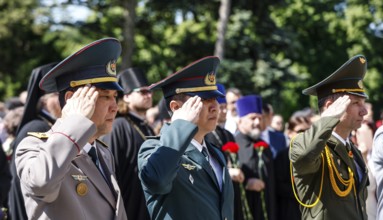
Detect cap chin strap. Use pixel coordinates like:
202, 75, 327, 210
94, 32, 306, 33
175, 85, 217, 94
70, 77, 118, 87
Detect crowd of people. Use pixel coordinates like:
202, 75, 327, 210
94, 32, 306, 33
0, 37, 382, 220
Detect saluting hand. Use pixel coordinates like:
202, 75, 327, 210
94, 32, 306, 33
171, 96, 203, 124
61, 85, 99, 119
321, 95, 351, 119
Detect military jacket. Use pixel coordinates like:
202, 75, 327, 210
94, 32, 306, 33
138, 119, 234, 220
290, 116, 368, 220
15, 115, 127, 220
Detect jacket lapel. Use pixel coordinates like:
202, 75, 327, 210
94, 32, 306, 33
184, 144, 220, 190
329, 136, 355, 170
208, 144, 228, 191
349, 142, 368, 190
72, 152, 116, 208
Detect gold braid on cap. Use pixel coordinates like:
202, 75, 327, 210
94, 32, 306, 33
332, 88, 364, 93
175, 85, 217, 94
70, 77, 117, 87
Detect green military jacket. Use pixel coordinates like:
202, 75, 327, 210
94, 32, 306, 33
290, 116, 368, 220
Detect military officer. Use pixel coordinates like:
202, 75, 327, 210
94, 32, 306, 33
15, 38, 128, 220
290, 55, 369, 219
138, 56, 234, 220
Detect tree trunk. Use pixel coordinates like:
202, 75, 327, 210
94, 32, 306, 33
214, 0, 231, 60
120, 0, 137, 69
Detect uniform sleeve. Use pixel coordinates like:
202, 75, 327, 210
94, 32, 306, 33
15, 115, 96, 203
371, 127, 383, 218
138, 119, 197, 195
289, 116, 339, 175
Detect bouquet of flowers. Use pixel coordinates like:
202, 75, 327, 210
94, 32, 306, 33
253, 140, 269, 220
222, 142, 253, 220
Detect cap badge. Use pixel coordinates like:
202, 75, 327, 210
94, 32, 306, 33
204, 72, 216, 86
359, 57, 366, 64
358, 80, 364, 89
106, 60, 117, 76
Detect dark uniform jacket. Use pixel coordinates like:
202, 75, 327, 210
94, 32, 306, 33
102, 113, 155, 220
290, 116, 368, 220
206, 126, 245, 220
138, 119, 234, 220
236, 133, 277, 220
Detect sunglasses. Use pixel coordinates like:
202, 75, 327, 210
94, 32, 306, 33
132, 88, 152, 95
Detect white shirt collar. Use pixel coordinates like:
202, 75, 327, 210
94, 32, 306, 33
83, 142, 96, 154
332, 131, 349, 146
191, 139, 207, 152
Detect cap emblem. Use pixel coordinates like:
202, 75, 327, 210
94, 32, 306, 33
204, 72, 216, 85
106, 60, 117, 76
359, 57, 366, 64
358, 80, 364, 89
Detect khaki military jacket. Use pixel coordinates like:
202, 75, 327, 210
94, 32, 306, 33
290, 116, 368, 220
16, 115, 127, 220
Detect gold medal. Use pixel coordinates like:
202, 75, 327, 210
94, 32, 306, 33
76, 182, 88, 196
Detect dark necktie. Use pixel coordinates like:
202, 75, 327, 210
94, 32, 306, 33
88, 147, 100, 168
201, 147, 210, 162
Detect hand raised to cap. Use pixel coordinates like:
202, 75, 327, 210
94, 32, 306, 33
321, 95, 351, 119
171, 96, 203, 125
61, 85, 99, 119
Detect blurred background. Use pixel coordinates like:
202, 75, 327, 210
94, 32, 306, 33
1, 0, 383, 119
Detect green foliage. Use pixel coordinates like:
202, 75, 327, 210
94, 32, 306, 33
2, 0, 383, 121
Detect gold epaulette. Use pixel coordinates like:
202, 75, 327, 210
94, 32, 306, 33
27, 132, 49, 139
96, 139, 109, 148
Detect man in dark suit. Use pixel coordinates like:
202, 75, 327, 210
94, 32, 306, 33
138, 56, 234, 220
15, 38, 127, 220
102, 67, 155, 220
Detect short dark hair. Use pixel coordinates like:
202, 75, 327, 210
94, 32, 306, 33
58, 87, 79, 109
164, 94, 189, 117
317, 92, 346, 113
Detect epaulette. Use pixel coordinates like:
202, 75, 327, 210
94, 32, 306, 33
27, 132, 50, 139
146, 136, 161, 140
96, 139, 109, 148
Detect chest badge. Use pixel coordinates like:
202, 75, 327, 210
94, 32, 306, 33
182, 163, 196, 171
76, 182, 88, 196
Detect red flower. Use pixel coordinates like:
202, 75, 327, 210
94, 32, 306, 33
221, 141, 240, 154
253, 140, 269, 149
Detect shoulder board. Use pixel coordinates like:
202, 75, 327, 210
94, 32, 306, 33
146, 136, 161, 140
27, 132, 49, 139
96, 139, 109, 148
